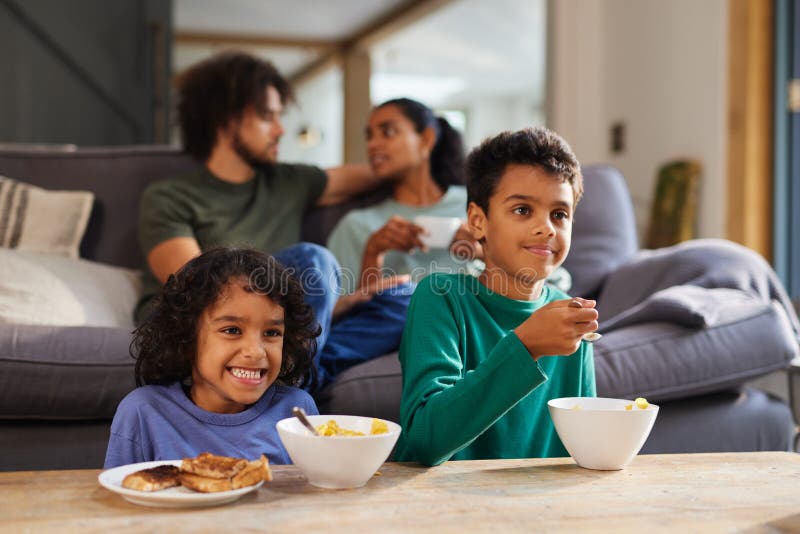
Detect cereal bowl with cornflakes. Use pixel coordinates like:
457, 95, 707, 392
548, 397, 658, 471
276, 414, 401, 489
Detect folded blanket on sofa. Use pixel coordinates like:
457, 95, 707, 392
596, 239, 800, 337
599, 286, 760, 332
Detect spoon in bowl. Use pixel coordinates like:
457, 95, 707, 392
569, 299, 603, 342
292, 406, 320, 436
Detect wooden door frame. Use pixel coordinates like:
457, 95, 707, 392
726, 0, 775, 260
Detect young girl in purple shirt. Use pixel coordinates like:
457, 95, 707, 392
104, 247, 320, 468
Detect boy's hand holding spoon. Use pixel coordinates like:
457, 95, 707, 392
515, 297, 600, 360
568, 298, 602, 341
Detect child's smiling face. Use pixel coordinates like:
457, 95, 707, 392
468, 164, 574, 299
190, 278, 285, 414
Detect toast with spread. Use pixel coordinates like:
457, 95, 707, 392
180, 452, 248, 479
121, 464, 181, 492
119, 453, 272, 493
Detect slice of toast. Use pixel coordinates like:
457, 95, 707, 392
231, 455, 272, 489
180, 452, 248, 479
179, 471, 233, 493
121, 464, 180, 492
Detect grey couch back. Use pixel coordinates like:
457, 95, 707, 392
0, 146, 637, 295
562, 164, 639, 298
0, 146, 198, 269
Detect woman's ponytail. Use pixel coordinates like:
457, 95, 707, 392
430, 116, 465, 190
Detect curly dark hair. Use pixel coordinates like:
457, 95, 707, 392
466, 127, 583, 214
177, 51, 293, 162
376, 98, 465, 190
131, 247, 319, 389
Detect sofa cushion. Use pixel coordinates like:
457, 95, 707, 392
594, 300, 798, 402
0, 420, 112, 471
0, 175, 93, 258
0, 249, 141, 328
641, 388, 794, 454
314, 352, 402, 423
0, 324, 135, 419
0, 251, 85, 326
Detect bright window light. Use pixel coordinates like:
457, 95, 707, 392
371, 73, 467, 107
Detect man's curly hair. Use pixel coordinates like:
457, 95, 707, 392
177, 51, 293, 162
131, 247, 319, 389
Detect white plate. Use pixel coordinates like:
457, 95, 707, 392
98, 460, 263, 508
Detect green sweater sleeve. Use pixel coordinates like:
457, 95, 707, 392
398, 277, 548, 466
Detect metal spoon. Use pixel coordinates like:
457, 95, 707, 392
292, 406, 320, 436
569, 299, 603, 342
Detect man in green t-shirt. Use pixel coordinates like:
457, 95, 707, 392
137, 52, 409, 388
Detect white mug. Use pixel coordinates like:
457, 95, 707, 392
413, 215, 463, 249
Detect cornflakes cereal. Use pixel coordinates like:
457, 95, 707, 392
315, 420, 364, 436
634, 397, 649, 409
315, 419, 389, 437
370, 418, 389, 435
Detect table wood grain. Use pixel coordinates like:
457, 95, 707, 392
2, 452, 799, 533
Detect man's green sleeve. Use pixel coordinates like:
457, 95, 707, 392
138, 182, 195, 255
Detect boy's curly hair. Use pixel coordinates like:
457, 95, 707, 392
131, 247, 319, 388
466, 127, 583, 213
177, 51, 293, 162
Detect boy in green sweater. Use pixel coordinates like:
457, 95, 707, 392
395, 127, 598, 466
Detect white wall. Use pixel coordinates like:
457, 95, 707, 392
457, 94, 546, 151
549, 0, 728, 242
280, 67, 344, 168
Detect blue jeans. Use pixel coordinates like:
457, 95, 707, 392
275, 243, 413, 390
319, 282, 414, 386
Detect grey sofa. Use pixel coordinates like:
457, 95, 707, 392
1, 146, 797, 471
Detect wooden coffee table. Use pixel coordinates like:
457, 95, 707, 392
2, 452, 799, 532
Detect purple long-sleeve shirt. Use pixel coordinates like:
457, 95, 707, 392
104, 382, 318, 468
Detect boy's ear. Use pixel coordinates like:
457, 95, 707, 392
467, 201, 487, 241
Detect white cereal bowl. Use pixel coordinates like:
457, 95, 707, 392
276, 414, 401, 489
548, 397, 659, 470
